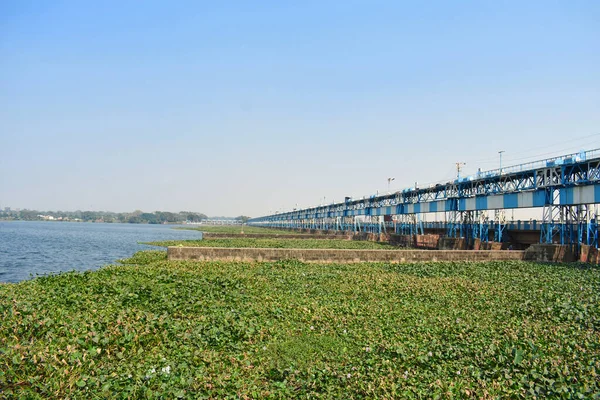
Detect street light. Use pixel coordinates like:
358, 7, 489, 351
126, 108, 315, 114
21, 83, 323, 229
387, 177, 395, 193
456, 162, 466, 179
499, 150, 505, 174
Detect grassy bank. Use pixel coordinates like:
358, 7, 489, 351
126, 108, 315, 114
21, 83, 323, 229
145, 238, 397, 250
1, 251, 599, 398
177, 226, 301, 235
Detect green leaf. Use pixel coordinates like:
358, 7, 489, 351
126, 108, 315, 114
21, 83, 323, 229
513, 349, 524, 366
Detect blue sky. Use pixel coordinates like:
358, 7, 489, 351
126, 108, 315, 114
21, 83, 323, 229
1, 1, 599, 216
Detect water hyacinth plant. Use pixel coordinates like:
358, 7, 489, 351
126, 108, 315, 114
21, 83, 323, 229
177, 226, 304, 235
144, 238, 398, 250
1, 253, 599, 398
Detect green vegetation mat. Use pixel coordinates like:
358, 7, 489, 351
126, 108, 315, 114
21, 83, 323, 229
177, 226, 302, 235
1, 252, 599, 398
145, 238, 398, 250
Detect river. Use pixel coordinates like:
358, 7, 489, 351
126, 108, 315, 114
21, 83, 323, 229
0, 221, 202, 283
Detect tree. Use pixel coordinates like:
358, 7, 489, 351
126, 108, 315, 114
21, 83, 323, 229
186, 213, 200, 222
184, 213, 208, 222
235, 216, 251, 224
140, 213, 159, 224
82, 211, 98, 221
128, 215, 142, 224
19, 210, 39, 220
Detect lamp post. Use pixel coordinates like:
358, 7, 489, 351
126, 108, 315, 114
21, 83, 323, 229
499, 150, 505, 174
456, 162, 466, 179
387, 177, 395, 193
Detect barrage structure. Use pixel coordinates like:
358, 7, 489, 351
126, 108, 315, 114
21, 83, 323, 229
249, 149, 600, 249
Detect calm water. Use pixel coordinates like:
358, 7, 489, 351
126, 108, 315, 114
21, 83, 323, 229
0, 221, 202, 283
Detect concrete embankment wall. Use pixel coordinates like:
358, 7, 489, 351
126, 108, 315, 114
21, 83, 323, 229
168, 246, 525, 263
580, 245, 599, 263
523, 244, 578, 263
196, 229, 586, 264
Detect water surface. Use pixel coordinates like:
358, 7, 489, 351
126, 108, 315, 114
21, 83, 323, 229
0, 221, 201, 283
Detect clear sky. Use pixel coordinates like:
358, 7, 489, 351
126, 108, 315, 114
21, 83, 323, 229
1, 1, 599, 217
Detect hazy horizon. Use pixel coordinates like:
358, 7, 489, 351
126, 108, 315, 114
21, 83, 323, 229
2, 1, 599, 217
0, 207, 241, 219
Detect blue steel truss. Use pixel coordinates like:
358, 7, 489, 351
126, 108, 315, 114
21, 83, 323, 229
249, 149, 600, 247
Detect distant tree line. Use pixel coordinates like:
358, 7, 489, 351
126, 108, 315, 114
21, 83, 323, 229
0, 209, 210, 224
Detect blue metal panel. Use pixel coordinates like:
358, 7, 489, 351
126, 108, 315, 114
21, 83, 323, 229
458, 198, 466, 211
396, 204, 403, 214
595, 184, 600, 202
386, 206, 392, 215
476, 196, 487, 210
504, 193, 518, 208
429, 202, 437, 212
533, 190, 546, 207
446, 199, 457, 211
559, 188, 573, 205
414, 203, 421, 213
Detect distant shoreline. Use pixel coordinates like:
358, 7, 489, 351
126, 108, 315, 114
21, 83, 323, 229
0, 219, 185, 225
